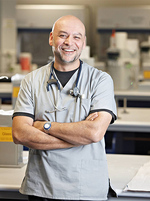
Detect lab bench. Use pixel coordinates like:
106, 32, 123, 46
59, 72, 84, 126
0, 83, 12, 99
0, 152, 150, 200
106, 107, 150, 154
1, 83, 150, 102
115, 90, 150, 101
108, 107, 150, 133
115, 89, 150, 108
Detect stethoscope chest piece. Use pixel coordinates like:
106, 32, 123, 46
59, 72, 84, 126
70, 87, 80, 97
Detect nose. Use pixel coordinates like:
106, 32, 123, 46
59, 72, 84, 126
64, 36, 73, 46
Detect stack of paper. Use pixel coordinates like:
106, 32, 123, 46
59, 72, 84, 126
124, 161, 150, 192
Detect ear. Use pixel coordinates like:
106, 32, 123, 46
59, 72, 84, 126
49, 32, 53, 46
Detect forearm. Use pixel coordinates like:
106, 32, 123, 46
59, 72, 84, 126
12, 117, 75, 150
33, 112, 100, 146
49, 121, 95, 145
46, 112, 111, 145
33, 112, 111, 146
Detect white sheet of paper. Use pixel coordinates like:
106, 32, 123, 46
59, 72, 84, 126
124, 161, 150, 192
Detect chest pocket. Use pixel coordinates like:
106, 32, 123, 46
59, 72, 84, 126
80, 98, 91, 119
68, 97, 91, 122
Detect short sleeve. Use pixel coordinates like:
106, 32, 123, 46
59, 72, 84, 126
12, 75, 35, 119
90, 72, 117, 123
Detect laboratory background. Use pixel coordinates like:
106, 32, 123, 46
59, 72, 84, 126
0, 0, 150, 200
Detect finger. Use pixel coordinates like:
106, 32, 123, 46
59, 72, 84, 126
86, 112, 98, 120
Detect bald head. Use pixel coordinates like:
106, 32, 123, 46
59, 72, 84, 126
52, 15, 86, 37
49, 15, 86, 69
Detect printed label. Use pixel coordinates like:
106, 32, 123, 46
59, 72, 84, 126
13, 86, 20, 98
0, 127, 13, 142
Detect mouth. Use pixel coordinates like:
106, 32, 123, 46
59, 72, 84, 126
61, 48, 75, 53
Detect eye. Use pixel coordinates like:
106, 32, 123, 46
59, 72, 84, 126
59, 34, 67, 39
74, 36, 81, 40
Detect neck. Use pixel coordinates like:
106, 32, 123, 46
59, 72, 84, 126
53, 59, 80, 72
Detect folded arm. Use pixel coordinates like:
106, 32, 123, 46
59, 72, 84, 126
12, 112, 100, 150
12, 116, 76, 150
33, 111, 112, 145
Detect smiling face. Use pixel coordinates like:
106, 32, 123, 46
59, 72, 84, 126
49, 15, 86, 70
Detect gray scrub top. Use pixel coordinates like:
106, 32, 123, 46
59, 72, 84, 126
13, 61, 117, 200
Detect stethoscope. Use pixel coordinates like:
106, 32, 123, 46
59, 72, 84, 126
45, 60, 83, 113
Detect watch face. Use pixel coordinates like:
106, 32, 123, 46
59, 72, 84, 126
44, 123, 51, 130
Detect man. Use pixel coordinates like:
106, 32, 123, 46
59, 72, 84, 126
12, 15, 117, 201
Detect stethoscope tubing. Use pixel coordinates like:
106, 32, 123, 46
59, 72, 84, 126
47, 60, 82, 94
45, 60, 82, 113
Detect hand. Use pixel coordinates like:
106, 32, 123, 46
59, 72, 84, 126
33, 121, 46, 132
85, 112, 98, 121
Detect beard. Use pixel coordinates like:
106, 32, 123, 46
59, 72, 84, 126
52, 46, 81, 64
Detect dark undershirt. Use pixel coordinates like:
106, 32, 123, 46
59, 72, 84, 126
54, 68, 78, 87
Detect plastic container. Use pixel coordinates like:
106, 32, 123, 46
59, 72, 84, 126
20, 52, 32, 71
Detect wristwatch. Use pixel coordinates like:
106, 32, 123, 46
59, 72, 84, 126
43, 121, 51, 131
